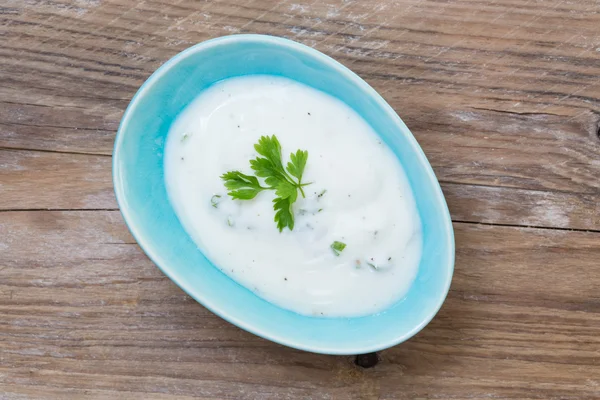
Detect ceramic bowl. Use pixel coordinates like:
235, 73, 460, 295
113, 34, 454, 355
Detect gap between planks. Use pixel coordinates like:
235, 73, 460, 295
0, 146, 113, 157
1, 208, 599, 235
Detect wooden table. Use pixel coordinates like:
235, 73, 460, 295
2, 1, 600, 398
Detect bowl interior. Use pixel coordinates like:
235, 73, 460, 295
113, 35, 454, 355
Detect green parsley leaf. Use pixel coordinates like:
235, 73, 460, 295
250, 157, 280, 178
230, 188, 265, 200
221, 135, 311, 231
274, 180, 297, 199
254, 135, 284, 173
221, 171, 261, 189
220, 171, 267, 200
286, 149, 308, 182
273, 196, 295, 232
263, 175, 283, 189
331, 241, 346, 256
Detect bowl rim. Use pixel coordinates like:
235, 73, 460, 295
113, 34, 455, 355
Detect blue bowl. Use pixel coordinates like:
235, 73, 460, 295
113, 34, 454, 355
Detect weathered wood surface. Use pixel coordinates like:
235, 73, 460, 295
1, 0, 599, 398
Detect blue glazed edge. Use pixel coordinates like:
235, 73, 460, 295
113, 34, 455, 355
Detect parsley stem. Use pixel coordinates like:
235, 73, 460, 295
298, 182, 312, 198
282, 175, 298, 187
298, 185, 306, 198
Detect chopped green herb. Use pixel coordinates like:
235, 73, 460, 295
211, 194, 222, 208
317, 189, 327, 198
221, 135, 312, 232
318, 208, 323, 213
367, 261, 378, 271
226, 215, 234, 227
181, 132, 190, 142
331, 241, 346, 256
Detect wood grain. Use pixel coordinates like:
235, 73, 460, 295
3, 149, 599, 231
0, 149, 115, 210
1, 211, 599, 399
2, 0, 600, 398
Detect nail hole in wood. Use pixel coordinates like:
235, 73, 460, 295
596, 121, 600, 141
355, 352, 379, 368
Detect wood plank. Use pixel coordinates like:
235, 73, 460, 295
1, 210, 599, 398
0, 100, 121, 156
2, 0, 599, 193
3, 149, 599, 231
411, 106, 600, 195
0, 386, 204, 400
0, 149, 116, 210
2, 0, 599, 235
444, 181, 600, 231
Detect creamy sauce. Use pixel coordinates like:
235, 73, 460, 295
164, 76, 422, 317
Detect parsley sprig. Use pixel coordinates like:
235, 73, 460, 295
220, 135, 311, 232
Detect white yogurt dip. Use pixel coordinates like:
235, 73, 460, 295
164, 75, 422, 317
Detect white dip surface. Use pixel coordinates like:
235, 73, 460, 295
164, 75, 422, 317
